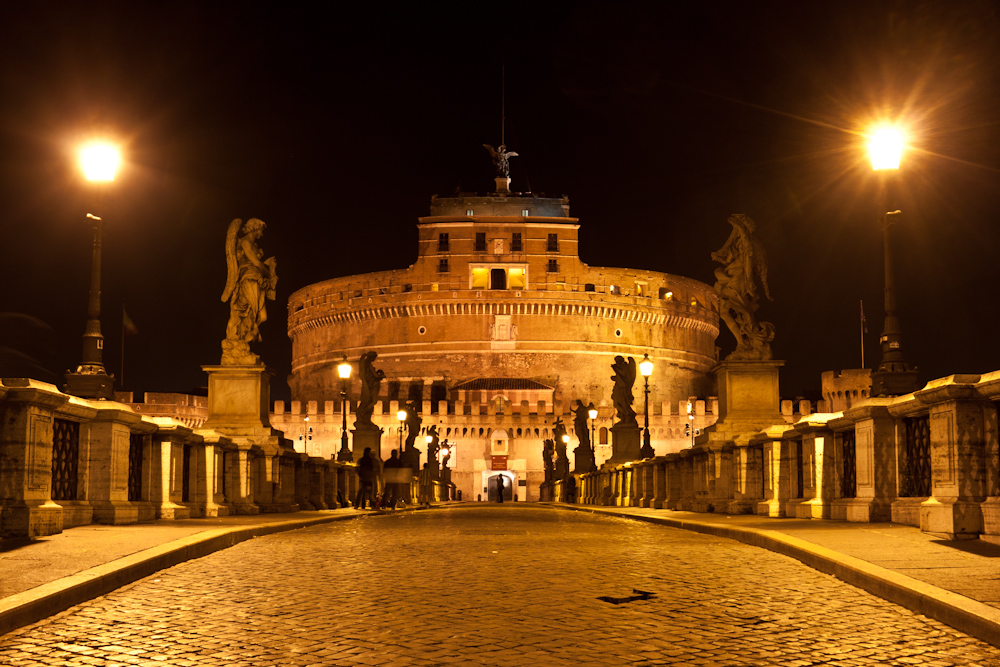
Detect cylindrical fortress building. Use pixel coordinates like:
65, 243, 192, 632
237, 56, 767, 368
281, 179, 721, 501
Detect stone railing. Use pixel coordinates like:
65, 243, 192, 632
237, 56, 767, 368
541, 373, 1000, 543
0, 379, 358, 540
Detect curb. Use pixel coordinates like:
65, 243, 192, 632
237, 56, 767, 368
549, 503, 1000, 649
0, 512, 365, 637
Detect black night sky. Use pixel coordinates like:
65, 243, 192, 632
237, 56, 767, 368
2, 1, 1000, 403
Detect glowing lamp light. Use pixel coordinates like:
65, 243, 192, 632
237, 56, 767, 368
397, 409, 407, 422
425, 435, 433, 444
80, 143, 120, 182
561, 434, 570, 444
868, 128, 904, 170
440, 447, 449, 457
588, 408, 598, 420
337, 357, 351, 379
639, 353, 653, 377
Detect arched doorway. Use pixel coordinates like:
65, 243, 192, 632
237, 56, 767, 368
487, 472, 514, 502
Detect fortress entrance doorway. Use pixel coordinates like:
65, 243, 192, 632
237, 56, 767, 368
484, 471, 516, 502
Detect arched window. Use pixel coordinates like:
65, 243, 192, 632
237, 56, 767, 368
599, 427, 609, 444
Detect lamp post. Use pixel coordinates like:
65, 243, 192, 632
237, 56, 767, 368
639, 353, 654, 458
686, 401, 695, 449
868, 127, 919, 396
65, 142, 120, 400
336, 357, 352, 461
588, 406, 598, 470
397, 409, 407, 453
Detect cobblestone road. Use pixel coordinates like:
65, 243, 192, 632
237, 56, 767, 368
3, 505, 1000, 666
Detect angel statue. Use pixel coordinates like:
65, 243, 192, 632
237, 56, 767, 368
611, 356, 638, 428
483, 143, 518, 178
355, 350, 385, 430
220, 218, 278, 365
711, 214, 775, 360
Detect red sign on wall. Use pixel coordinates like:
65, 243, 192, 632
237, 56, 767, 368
491, 455, 508, 470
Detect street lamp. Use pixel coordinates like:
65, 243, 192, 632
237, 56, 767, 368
686, 401, 695, 448
868, 127, 919, 396
337, 357, 352, 461
65, 141, 120, 400
397, 408, 407, 452
588, 406, 598, 457
639, 353, 654, 458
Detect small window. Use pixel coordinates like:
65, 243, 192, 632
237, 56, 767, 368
547, 233, 559, 252
430, 283, 439, 291
599, 427, 608, 445
438, 233, 449, 251
610, 285, 621, 295
403, 284, 413, 292
353, 290, 363, 298
635, 282, 647, 297
511, 232, 522, 252
547, 259, 559, 273
466, 209, 474, 216
584, 283, 595, 292
521, 209, 529, 217
438, 258, 449, 273
658, 287, 672, 299
509, 268, 525, 289
475, 232, 486, 252
471, 267, 488, 289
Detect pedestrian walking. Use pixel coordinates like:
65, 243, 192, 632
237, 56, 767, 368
418, 462, 434, 507
354, 447, 376, 510
496, 474, 505, 504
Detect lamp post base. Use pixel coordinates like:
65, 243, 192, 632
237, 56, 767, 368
64, 367, 115, 400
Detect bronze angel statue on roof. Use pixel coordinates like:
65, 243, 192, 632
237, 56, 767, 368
711, 214, 774, 360
483, 143, 518, 178
221, 217, 278, 365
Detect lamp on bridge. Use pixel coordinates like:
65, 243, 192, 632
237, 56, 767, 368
396, 409, 407, 452
588, 405, 598, 455
639, 353, 654, 458
65, 141, 120, 400
337, 357, 352, 461
867, 126, 919, 396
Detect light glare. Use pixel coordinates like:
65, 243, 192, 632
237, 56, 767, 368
80, 143, 120, 181
868, 128, 903, 170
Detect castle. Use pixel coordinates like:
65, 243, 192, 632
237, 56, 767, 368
272, 176, 723, 501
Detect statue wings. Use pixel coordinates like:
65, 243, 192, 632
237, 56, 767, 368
483, 144, 518, 159
221, 218, 242, 303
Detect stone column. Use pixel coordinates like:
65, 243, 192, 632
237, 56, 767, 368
652, 457, 667, 509
830, 403, 897, 522
149, 430, 192, 520
727, 442, 756, 514
88, 405, 142, 525
664, 454, 683, 509
913, 379, 988, 538
0, 381, 68, 538
755, 437, 789, 517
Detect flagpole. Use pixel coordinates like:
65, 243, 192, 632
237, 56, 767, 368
121, 304, 126, 391
860, 300, 865, 369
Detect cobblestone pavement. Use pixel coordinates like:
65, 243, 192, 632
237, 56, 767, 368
3, 505, 1000, 667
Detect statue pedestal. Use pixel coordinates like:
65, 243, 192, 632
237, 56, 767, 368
715, 360, 784, 423
201, 364, 297, 513
606, 425, 641, 467
352, 427, 383, 462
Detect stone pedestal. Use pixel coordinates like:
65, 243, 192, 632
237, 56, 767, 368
0, 382, 69, 538
202, 364, 296, 514
89, 408, 142, 525
607, 425, 641, 466
352, 427, 384, 462
832, 403, 896, 522
913, 380, 987, 539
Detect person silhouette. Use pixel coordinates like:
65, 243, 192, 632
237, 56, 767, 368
496, 474, 505, 504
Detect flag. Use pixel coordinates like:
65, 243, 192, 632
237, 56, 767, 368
860, 300, 868, 334
123, 306, 139, 335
